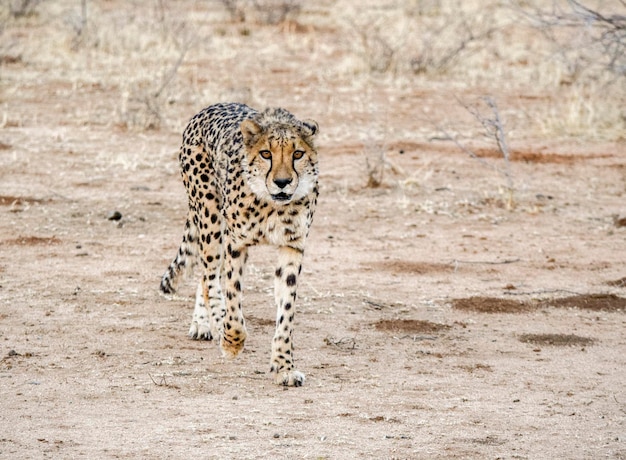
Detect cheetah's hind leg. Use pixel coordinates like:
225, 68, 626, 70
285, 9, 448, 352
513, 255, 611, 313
188, 280, 212, 340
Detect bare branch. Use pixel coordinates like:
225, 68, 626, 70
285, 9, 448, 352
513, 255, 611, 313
450, 96, 514, 191
434, 124, 506, 176
152, 37, 193, 100
410, 12, 498, 74
510, 0, 626, 78
430, 96, 515, 208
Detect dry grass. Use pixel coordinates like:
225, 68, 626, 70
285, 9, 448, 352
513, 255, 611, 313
1, 0, 623, 140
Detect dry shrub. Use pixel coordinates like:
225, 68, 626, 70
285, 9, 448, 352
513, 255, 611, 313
219, 0, 302, 25
511, 0, 625, 81
340, 1, 624, 140
437, 96, 516, 209
4, 0, 623, 140
4, 0, 44, 18
510, 0, 626, 139
341, 1, 501, 76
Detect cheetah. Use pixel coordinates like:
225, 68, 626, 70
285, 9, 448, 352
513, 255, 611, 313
160, 102, 319, 386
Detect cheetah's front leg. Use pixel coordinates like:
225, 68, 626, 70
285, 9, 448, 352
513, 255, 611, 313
188, 280, 212, 340
271, 246, 305, 386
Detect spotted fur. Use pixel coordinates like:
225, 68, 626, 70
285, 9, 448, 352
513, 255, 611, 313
160, 103, 318, 386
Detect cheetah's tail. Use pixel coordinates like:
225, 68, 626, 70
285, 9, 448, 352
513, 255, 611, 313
160, 219, 199, 294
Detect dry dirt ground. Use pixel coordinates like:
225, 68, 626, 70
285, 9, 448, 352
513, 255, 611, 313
1, 1, 626, 459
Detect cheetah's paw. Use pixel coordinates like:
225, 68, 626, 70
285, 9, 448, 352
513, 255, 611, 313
274, 370, 305, 387
188, 322, 212, 340
188, 310, 212, 340
219, 328, 247, 358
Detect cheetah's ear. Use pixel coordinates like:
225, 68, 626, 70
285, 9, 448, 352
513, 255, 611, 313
301, 119, 319, 137
240, 119, 263, 148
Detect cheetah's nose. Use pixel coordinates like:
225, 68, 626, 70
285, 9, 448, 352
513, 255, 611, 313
273, 178, 292, 189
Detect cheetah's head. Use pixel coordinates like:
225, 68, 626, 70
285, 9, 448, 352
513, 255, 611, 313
241, 108, 318, 205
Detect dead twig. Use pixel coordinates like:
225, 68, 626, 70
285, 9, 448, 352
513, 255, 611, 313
324, 336, 358, 351
400, 335, 438, 341
148, 373, 180, 389
501, 289, 582, 296
451, 258, 520, 273
363, 299, 392, 310
452, 258, 520, 265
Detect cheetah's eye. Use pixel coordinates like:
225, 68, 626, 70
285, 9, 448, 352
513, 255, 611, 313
259, 150, 272, 160
293, 150, 305, 160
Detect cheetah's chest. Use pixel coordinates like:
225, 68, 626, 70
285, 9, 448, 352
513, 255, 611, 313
224, 195, 312, 249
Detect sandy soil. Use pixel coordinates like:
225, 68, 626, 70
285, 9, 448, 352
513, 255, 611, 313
1, 1, 625, 459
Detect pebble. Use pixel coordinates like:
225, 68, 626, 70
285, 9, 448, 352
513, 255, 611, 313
107, 211, 122, 221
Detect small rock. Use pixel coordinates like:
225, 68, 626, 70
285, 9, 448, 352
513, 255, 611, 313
107, 211, 122, 221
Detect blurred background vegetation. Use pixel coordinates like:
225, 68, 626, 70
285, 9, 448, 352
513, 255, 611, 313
1, 0, 624, 141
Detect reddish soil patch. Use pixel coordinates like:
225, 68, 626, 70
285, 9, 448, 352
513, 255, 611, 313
1, 236, 61, 246
370, 260, 453, 275
246, 315, 275, 327
387, 140, 431, 154
606, 277, 626, 287
373, 319, 451, 333
453, 295, 626, 313
451, 296, 534, 313
0, 196, 47, 206
539, 294, 626, 312
323, 144, 366, 156
518, 333, 596, 347
474, 148, 611, 164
